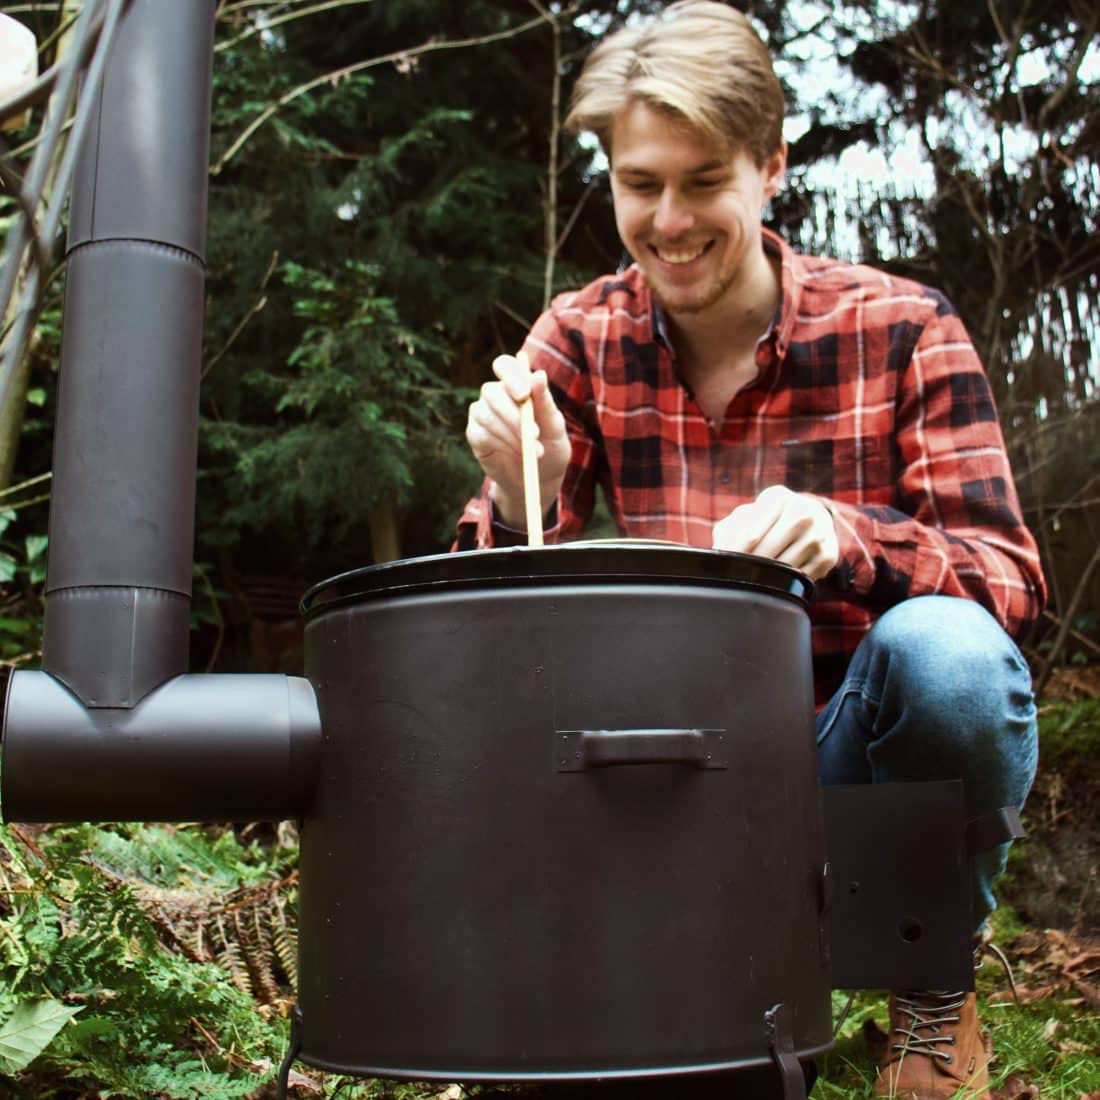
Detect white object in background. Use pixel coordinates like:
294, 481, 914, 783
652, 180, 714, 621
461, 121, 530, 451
0, 14, 38, 132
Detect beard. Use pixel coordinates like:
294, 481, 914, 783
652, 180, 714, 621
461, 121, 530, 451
648, 264, 739, 316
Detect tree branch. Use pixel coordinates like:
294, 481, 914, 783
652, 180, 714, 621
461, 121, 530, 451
202, 250, 279, 380
493, 299, 533, 333
554, 173, 601, 255
0, 470, 51, 500
211, 13, 547, 176
1038, 6, 1100, 131
214, 0, 378, 54
1035, 541, 1100, 695
532, 0, 563, 310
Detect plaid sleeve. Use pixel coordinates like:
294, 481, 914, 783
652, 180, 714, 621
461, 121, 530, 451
453, 297, 603, 550
825, 295, 1046, 640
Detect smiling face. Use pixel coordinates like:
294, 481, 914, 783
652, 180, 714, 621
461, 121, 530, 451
609, 100, 786, 317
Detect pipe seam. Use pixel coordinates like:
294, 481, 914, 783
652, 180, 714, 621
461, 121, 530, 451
65, 237, 205, 267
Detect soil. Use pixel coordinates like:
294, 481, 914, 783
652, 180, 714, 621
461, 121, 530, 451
1002, 665, 1100, 934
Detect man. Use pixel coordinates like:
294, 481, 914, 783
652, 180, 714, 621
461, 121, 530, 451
457, 3, 1045, 1097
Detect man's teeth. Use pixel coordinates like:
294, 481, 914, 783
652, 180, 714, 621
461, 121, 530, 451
656, 245, 705, 264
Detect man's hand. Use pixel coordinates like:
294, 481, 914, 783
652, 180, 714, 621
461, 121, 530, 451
713, 485, 839, 580
465, 353, 571, 529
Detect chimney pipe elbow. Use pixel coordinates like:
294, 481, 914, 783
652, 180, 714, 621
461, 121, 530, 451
1, 671, 322, 823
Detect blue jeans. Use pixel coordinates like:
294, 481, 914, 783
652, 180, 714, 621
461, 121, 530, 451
815, 595, 1038, 934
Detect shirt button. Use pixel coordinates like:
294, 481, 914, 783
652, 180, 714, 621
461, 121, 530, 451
719, 470, 731, 484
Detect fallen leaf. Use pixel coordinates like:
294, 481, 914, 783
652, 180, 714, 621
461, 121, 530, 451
988, 984, 1055, 1005
1065, 950, 1100, 974
992, 1075, 1040, 1099
1055, 1039, 1091, 1054
286, 1070, 323, 1095
1070, 977, 1100, 1010
0, 1001, 84, 1075
244, 1067, 323, 1099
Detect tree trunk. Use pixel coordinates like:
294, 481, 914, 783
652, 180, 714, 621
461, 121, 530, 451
369, 500, 401, 564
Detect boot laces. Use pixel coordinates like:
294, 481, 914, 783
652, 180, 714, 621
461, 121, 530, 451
975, 930, 1020, 1004
890, 990, 966, 1064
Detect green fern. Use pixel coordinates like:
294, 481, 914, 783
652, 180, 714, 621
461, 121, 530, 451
0, 822, 297, 1097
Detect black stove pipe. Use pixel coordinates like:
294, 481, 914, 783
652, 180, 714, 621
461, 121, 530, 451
44, 0, 213, 707
1, 0, 320, 823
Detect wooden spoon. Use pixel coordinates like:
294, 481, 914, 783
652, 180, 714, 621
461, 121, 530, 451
516, 350, 543, 547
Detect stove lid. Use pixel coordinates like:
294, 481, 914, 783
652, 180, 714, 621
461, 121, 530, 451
301, 542, 813, 618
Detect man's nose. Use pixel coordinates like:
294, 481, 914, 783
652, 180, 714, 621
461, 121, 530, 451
653, 188, 694, 237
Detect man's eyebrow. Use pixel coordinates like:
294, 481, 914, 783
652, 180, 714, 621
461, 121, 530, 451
613, 159, 728, 176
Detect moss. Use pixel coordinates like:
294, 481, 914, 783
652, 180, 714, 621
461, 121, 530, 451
1036, 699, 1100, 769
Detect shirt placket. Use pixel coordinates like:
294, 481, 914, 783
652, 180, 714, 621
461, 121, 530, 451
713, 335, 778, 514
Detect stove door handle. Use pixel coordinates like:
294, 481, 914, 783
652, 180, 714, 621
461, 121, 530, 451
556, 728, 727, 771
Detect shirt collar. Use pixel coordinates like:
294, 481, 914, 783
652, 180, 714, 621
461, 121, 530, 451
761, 226, 800, 359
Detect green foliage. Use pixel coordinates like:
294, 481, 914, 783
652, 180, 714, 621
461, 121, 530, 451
198, 0, 601, 572
1036, 698, 1100, 766
203, 256, 475, 546
0, 823, 297, 1097
0, 1001, 82, 1076
0, 509, 45, 663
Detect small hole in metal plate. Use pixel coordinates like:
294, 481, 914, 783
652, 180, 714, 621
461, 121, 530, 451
898, 918, 923, 943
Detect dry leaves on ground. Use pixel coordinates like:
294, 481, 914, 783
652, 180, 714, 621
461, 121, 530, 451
988, 928, 1100, 1011
991, 1075, 1041, 1099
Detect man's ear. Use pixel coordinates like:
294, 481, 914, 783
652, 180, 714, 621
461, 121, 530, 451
762, 141, 788, 201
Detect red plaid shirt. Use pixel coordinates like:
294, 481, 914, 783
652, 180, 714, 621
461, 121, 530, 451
456, 229, 1046, 704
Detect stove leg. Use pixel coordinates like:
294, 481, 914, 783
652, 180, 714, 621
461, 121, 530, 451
764, 1004, 806, 1100
275, 1004, 304, 1100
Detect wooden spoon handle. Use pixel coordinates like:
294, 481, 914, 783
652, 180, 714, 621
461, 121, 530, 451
516, 351, 543, 547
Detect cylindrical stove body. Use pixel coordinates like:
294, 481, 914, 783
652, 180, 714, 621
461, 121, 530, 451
298, 545, 831, 1081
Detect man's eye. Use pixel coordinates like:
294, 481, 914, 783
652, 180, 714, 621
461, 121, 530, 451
625, 180, 658, 193
693, 178, 723, 189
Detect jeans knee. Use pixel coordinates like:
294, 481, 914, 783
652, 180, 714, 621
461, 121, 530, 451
854, 596, 1038, 810
865, 596, 1031, 720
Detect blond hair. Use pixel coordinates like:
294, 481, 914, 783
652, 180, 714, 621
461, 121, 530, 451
564, 1, 784, 166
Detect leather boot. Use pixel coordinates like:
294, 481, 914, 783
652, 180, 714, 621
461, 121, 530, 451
872, 989, 992, 1099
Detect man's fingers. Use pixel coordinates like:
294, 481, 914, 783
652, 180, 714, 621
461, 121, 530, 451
530, 371, 566, 438
466, 388, 522, 460
751, 510, 812, 561
479, 380, 525, 435
492, 353, 534, 403
774, 533, 827, 577
467, 350, 570, 513
712, 492, 786, 553
713, 486, 839, 579
466, 409, 514, 458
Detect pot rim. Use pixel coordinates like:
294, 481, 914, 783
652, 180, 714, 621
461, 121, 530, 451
300, 543, 813, 618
